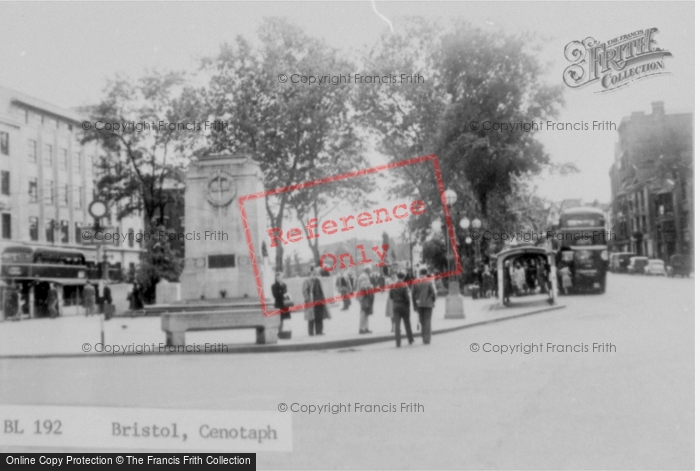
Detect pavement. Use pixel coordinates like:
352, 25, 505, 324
0, 274, 692, 468
0, 291, 563, 357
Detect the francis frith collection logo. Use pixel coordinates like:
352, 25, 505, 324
563, 28, 672, 93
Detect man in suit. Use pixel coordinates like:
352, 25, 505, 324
390, 272, 413, 347
411, 268, 437, 344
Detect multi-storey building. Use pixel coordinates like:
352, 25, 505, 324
0, 85, 143, 278
609, 102, 693, 260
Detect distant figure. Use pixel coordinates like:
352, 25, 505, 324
83, 282, 95, 317
390, 272, 413, 347
311, 267, 329, 335
4, 283, 20, 321
102, 283, 114, 320
558, 264, 573, 295
526, 260, 538, 294
271, 272, 291, 335
411, 268, 437, 345
503, 261, 513, 304
128, 282, 144, 311
103, 283, 113, 305
357, 267, 374, 334
302, 268, 315, 335
47, 283, 59, 319
482, 268, 494, 299
513, 262, 526, 295
335, 272, 352, 310
536, 260, 547, 294
303, 268, 328, 336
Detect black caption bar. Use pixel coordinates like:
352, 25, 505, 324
1, 453, 256, 469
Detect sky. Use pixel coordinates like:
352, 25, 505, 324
0, 1, 694, 258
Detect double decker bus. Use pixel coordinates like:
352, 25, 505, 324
553, 207, 608, 294
1, 246, 97, 317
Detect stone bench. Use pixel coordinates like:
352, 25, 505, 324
161, 309, 280, 346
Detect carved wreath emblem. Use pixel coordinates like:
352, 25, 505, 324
205, 169, 237, 208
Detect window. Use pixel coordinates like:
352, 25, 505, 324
59, 148, 68, 170
1, 171, 9, 196
128, 228, 134, 248
60, 220, 69, 243
73, 186, 82, 209
27, 140, 37, 163
0, 132, 8, 155
46, 219, 55, 243
29, 217, 38, 241
44, 180, 54, 204
42, 143, 52, 166
2, 213, 10, 239
28, 178, 37, 203
72, 152, 81, 172
60, 184, 68, 207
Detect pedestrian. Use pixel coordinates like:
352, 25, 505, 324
390, 272, 413, 347
47, 283, 59, 319
310, 267, 329, 335
302, 268, 316, 335
102, 283, 114, 320
482, 267, 494, 298
503, 261, 513, 304
526, 260, 538, 294
4, 282, 20, 321
411, 268, 436, 345
131, 282, 144, 311
513, 262, 526, 295
271, 271, 292, 336
537, 260, 547, 294
335, 271, 351, 310
558, 264, 573, 295
357, 267, 374, 334
385, 287, 395, 332
83, 281, 95, 317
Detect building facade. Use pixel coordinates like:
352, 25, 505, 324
609, 101, 693, 260
0, 85, 143, 276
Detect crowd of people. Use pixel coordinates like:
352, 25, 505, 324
271, 267, 437, 347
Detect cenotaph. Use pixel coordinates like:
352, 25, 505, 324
159, 154, 279, 345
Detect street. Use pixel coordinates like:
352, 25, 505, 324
0, 273, 693, 469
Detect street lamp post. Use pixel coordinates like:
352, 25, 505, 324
471, 218, 482, 268
442, 189, 464, 319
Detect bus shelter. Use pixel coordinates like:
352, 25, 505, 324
495, 245, 558, 307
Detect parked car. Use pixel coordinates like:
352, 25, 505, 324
609, 252, 635, 273
667, 254, 693, 278
627, 256, 649, 275
644, 259, 666, 276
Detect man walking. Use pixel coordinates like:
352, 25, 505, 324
390, 272, 413, 347
411, 268, 436, 345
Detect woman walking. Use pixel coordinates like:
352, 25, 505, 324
357, 267, 374, 334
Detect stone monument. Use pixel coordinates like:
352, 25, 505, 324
159, 154, 279, 346
180, 155, 273, 301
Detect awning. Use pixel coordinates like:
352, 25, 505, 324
4, 277, 91, 286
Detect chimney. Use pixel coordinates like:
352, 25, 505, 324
651, 101, 665, 116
